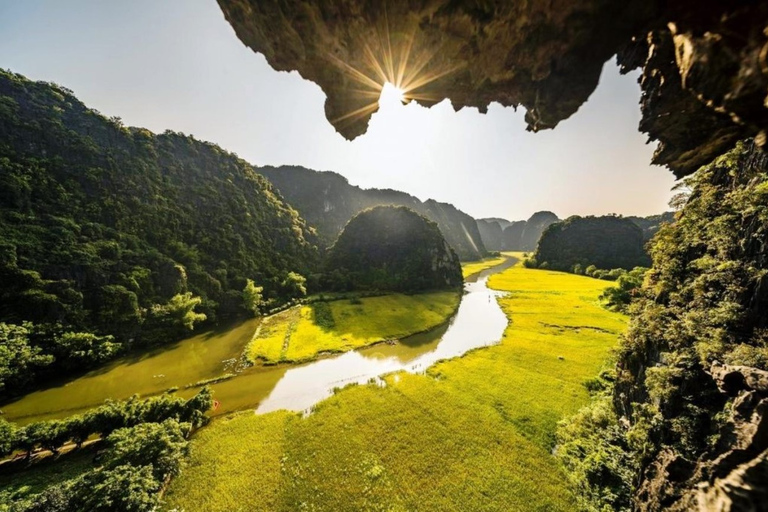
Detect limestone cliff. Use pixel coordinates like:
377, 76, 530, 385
259, 165, 487, 260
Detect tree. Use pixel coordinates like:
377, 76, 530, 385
151, 293, 207, 331
37, 420, 71, 455
599, 267, 647, 312
64, 415, 91, 449
101, 419, 190, 481
242, 279, 264, 316
281, 271, 307, 298
0, 323, 54, 393
55, 331, 121, 368
70, 464, 160, 512
0, 418, 15, 457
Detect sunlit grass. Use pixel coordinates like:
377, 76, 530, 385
166, 263, 626, 511
461, 255, 508, 278
163, 411, 291, 512
247, 292, 461, 364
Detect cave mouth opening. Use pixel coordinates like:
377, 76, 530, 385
379, 82, 406, 107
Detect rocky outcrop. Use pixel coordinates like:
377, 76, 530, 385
218, 0, 768, 177
634, 364, 768, 512
612, 142, 768, 512
695, 365, 768, 512
482, 218, 512, 231
325, 205, 463, 292
520, 211, 559, 251
259, 165, 487, 260
501, 221, 527, 251
476, 218, 506, 252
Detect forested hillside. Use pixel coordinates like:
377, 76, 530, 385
258, 166, 487, 260
533, 215, 651, 271
0, 70, 317, 398
626, 212, 676, 241
559, 141, 768, 511
478, 212, 673, 259
325, 206, 463, 292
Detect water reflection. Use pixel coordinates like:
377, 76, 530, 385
2, 319, 260, 424
3, 257, 515, 423
250, 263, 511, 415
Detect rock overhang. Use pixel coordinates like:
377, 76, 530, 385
217, 0, 768, 177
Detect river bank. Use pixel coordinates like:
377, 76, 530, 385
1, 257, 516, 426
164, 260, 626, 511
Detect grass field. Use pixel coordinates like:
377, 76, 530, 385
461, 255, 508, 278
164, 263, 626, 511
246, 292, 461, 364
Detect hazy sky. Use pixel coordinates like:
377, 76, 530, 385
0, 0, 676, 220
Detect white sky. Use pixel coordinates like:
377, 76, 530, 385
0, 0, 676, 220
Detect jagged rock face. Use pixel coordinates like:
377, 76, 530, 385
218, 0, 768, 176
476, 218, 504, 252
216, 0, 656, 138
502, 221, 526, 251
635, 365, 768, 512
615, 142, 768, 512
520, 211, 559, 251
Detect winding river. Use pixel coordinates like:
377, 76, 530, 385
1, 257, 516, 425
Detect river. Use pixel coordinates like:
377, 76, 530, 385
1, 257, 516, 424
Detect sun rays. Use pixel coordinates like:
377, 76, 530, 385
378, 83, 405, 107
326, 21, 464, 129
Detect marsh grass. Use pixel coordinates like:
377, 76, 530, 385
166, 263, 626, 511
461, 256, 508, 278
246, 292, 461, 364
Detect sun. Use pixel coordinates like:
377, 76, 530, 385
378, 83, 406, 107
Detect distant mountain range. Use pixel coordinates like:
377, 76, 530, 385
258, 166, 488, 260
477, 211, 675, 253
477, 211, 560, 252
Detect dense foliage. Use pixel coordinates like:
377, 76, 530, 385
0, 388, 212, 511
0, 388, 211, 459
558, 141, 768, 510
625, 212, 675, 241
597, 267, 647, 313
533, 215, 651, 271
325, 206, 463, 292
259, 166, 488, 260
0, 70, 317, 397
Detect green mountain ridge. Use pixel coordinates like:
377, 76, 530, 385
534, 215, 652, 271
325, 205, 463, 292
0, 69, 317, 396
258, 165, 488, 261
